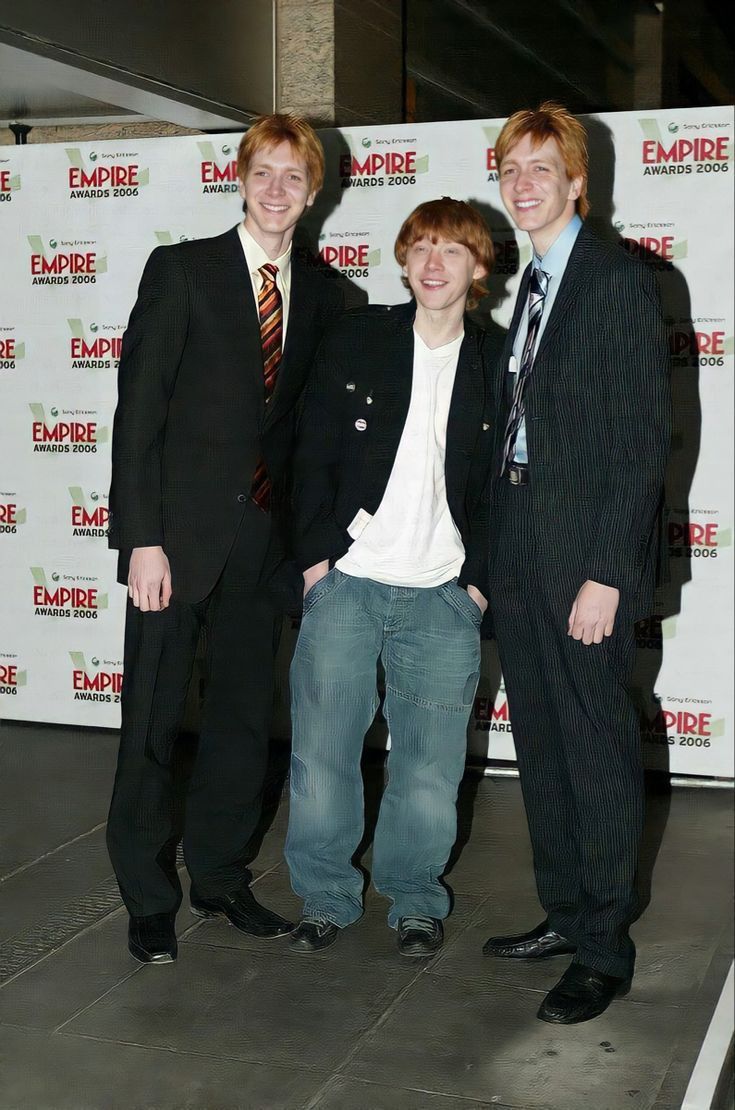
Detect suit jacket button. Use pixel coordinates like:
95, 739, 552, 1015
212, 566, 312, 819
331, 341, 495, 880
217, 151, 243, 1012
237, 493, 247, 503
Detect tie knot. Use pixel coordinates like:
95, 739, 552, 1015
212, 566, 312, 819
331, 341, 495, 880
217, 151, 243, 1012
531, 267, 549, 297
259, 263, 278, 284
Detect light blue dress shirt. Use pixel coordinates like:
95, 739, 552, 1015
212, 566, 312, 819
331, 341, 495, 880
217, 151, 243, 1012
511, 214, 583, 463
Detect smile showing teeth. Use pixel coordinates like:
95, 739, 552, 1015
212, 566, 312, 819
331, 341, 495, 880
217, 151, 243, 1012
422, 280, 446, 287
261, 203, 289, 212
516, 200, 541, 210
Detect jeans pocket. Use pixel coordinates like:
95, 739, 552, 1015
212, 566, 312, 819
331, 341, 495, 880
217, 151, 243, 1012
302, 568, 342, 616
443, 579, 482, 626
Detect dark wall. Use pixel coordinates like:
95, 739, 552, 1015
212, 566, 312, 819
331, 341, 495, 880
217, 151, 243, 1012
406, 0, 735, 122
0, 0, 274, 113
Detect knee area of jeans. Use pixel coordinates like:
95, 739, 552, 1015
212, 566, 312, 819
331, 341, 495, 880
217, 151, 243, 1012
289, 752, 356, 800
386, 669, 479, 712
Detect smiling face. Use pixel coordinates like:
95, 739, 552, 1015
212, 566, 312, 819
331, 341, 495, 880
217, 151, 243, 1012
403, 237, 486, 316
239, 140, 316, 254
499, 132, 583, 257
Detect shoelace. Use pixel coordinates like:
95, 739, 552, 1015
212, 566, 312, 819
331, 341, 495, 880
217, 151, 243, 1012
400, 916, 435, 933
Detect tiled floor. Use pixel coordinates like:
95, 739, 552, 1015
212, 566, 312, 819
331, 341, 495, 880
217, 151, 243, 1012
0, 720, 732, 1110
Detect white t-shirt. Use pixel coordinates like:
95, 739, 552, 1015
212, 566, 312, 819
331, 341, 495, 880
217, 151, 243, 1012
336, 328, 466, 588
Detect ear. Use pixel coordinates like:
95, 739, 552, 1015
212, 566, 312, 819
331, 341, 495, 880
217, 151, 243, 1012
237, 177, 247, 202
472, 262, 487, 282
568, 175, 584, 202
305, 188, 317, 209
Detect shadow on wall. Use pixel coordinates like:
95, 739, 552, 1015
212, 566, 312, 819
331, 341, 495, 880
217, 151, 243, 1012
585, 114, 702, 916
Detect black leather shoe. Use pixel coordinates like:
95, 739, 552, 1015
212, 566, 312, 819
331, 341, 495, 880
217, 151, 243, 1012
289, 918, 340, 953
128, 913, 177, 964
190, 886, 293, 938
537, 961, 630, 1024
482, 920, 576, 959
396, 916, 444, 958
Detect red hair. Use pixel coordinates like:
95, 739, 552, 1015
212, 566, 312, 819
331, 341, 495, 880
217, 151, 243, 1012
394, 197, 495, 310
496, 102, 589, 218
237, 113, 324, 194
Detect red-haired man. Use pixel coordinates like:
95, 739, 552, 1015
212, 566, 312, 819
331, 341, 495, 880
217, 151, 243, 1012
285, 198, 495, 958
108, 114, 343, 963
481, 103, 670, 1022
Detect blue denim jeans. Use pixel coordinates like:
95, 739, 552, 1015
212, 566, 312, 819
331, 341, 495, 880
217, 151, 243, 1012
285, 569, 481, 928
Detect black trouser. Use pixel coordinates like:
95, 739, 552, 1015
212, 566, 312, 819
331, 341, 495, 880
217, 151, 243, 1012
488, 480, 643, 979
107, 504, 278, 917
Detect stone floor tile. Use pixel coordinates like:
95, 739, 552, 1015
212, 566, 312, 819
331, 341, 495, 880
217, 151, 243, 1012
346, 974, 691, 1109
0, 1024, 326, 1110
61, 938, 415, 1072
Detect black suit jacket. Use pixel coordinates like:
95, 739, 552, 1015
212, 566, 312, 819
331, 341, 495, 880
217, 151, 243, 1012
109, 226, 344, 603
292, 301, 495, 597
490, 222, 671, 619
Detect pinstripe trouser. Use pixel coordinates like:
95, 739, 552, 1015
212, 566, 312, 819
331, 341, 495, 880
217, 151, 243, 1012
489, 481, 643, 979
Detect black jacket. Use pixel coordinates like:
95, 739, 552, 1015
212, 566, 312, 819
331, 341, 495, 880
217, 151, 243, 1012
108, 226, 344, 603
292, 301, 495, 596
489, 223, 671, 619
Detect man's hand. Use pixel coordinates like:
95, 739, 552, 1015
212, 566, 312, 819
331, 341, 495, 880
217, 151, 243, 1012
568, 580, 619, 645
128, 546, 172, 612
303, 559, 331, 597
467, 584, 488, 615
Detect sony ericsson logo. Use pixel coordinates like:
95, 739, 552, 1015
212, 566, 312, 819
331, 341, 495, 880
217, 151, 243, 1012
31, 567, 108, 618
0, 494, 27, 534
198, 141, 238, 193
30, 403, 108, 453
0, 656, 26, 695
27, 236, 107, 285
319, 233, 381, 279
66, 148, 148, 197
0, 331, 24, 369
0, 166, 21, 200
339, 133, 429, 189
70, 652, 123, 702
69, 487, 110, 537
638, 118, 732, 175
68, 319, 122, 369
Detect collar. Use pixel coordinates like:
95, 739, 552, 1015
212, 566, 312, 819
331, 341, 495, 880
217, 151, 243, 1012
533, 213, 582, 279
237, 221, 292, 280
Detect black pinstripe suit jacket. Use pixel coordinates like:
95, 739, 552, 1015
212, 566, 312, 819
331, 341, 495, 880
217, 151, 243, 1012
108, 227, 344, 603
490, 222, 671, 619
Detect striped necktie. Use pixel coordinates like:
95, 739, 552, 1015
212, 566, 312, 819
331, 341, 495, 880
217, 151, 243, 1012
500, 266, 549, 475
250, 263, 283, 511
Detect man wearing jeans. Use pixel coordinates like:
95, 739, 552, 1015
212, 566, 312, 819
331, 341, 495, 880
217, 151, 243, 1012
284, 198, 495, 957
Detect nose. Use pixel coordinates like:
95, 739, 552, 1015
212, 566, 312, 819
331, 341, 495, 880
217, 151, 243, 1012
426, 249, 444, 270
266, 173, 286, 195
515, 167, 533, 191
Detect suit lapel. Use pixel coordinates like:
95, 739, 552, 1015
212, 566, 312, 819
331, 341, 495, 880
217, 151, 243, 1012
212, 227, 266, 412
445, 322, 484, 498
534, 224, 594, 363
361, 310, 414, 507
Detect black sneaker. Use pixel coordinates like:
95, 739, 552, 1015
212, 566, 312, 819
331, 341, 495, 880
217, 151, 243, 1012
396, 916, 444, 958
289, 918, 340, 953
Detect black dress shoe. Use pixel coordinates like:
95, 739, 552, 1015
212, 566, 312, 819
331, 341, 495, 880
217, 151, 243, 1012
289, 918, 340, 953
482, 920, 576, 960
128, 913, 177, 964
396, 916, 444, 958
537, 961, 630, 1024
189, 886, 293, 938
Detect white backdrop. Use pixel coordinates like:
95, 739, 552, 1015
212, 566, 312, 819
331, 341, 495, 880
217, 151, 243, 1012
0, 106, 732, 778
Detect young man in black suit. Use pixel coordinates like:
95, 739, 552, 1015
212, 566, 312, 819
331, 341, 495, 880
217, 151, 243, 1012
284, 199, 495, 958
107, 114, 343, 963
481, 103, 671, 1022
